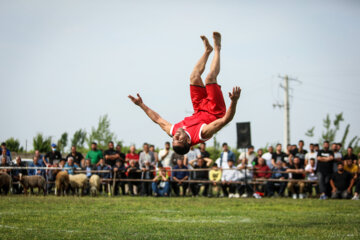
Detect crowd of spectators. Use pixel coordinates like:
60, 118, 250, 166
1, 140, 360, 200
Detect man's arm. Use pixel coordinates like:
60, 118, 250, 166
129, 93, 172, 136
201, 87, 241, 139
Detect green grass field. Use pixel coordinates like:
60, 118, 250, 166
0, 196, 359, 239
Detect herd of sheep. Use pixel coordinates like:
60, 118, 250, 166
0, 171, 101, 196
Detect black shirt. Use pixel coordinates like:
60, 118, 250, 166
45, 150, 62, 164
295, 149, 308, 166
66, 152, 84, 165
193, 165, 208, 180
317, 149, 334, 175
104, 149, 120, 166
343, 154, 357, 162
331, 170, 353, 191
200, 150, 210, 159
272, 152, 287, 164
288, 164, 305, 179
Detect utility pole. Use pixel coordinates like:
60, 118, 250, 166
273, 74, 301, 149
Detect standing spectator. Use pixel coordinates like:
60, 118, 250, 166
86, 142, 103, 165
295, 140, 308, 167
34, 150, 46, 166
139, 143, 155, 169
115, 144, 126, 163
305, 143, 318, 167
209, 163, 222, 197
141, 160, 155, 196
1, 142, 12, 161
221, 160, 238, 198
189, 158, 212, 197
286, 156, 306, 199
330, 162, 354, 199
152, 167, 170, 197
216, 143, 235, 169
125, 145, 139, 166
199, 143, 210, 158
104, 141, 121, 167
96, 158, 112, 194
66, 146, 84, 165
343, 147, 358, 165
253, 158, 271, 198
271, 144, 287, 168
159, 142, 174, 167
184, 146, 201, 166
314, 144, 320, 152
332, 143, 343, 173
237, 152, 254, 197
266, 161, 287, 197
28, 156, 44, 176
64, 157, 80, 175
113, 160, 126, 196
252, 148, 264, 166
149, 145, 159, 165
44, 143, 62, 164
126, 160, 140, 196
172, 159, 189, 197
262, 146, 274, 168
1, 149, 11, 165
305, 158, 319, 197
317, 141, 334, 200
11, 156, 27, 194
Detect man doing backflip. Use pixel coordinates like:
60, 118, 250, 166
129, 32, 241, 155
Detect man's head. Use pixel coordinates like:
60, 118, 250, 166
197, 158, 204, 167
176, 158, 183, 167
115, 160, 121, 167
33, 156, 38, 165
344, 158, 352, 167
143, 143, 149, 152
91, 142, 97, 151
212, 163, 218, 169
1, 149, 6, 156
347, 147, 353, 155
108, 141, 114, 150
149, 145, 155, 152
172, 128, 191, 155
276, 143, 282, 152
298, 140, 304, 149
1, 156, 6, 165
310, 158, 315, 167
275, 160, 282, 169
51, 143, 57, 151
323, 141, 329, 150
293, 156, 300, 166
98, 158, 105, 166
71, 146, 77, 154
314, 144, 320, 152
1, 142, 6, 150
129, 160, 136, 167
331, 143, 337, 152
199, 142, 206, 151
337, 162, 344, 172
248, 145, 254, 154
257, 148, 263, 157
116, 144, 122, 152
165, 141, 171, 150
85, 159, 91, 167
268, 146, 274, 153
258, 157, 265, 166
309, 143, 314, 152
129, 145, 136, 153
222, 143, 229, 152
68, 157, 74, 166
227, 159, 234, 167
16, 156, 21, 165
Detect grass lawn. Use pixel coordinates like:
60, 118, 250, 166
0, 196, 359, 239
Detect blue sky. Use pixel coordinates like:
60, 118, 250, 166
1, 0, 359, 151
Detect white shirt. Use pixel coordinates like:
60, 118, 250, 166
186, 148, 201, 162
262, 152, 273, 168
221, 166, 238, 181
305, 164, 318, 181
237, 162, 253, 179
305, 151, 318, 167
159, 149, 174, 167
216, 157, 228, 169
239, 152, 256, 164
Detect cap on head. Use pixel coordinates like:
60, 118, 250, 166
51, 143, 57, 148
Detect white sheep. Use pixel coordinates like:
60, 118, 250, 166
89, 174, 101, 197
68, 174, 88, 196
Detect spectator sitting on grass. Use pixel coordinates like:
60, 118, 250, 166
221, 159, 238, 198
172, 158, 189, 197
86, 142, 103, 166
152, 167, 170, 197
113, 160, 127, 196
189, 157, 212, 197
28, 156, 44, 176
330, 162, 354, 199
305, 158, 319, 197
253, 157, 271, 198
64, 157, 80, 175
266, 161, 287, 197
209, 163, 222, 197
286, 156, 306, 199
141, 160, 155, 196
127, 160, 140, 196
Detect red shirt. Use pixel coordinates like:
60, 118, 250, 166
254, 165, 271, 178
171, 111, 218, 146
125, 153, 139, 162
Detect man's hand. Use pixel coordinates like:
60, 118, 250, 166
128, 93, 143, 106
228, 86, 241, 102
332, 188, 337, 193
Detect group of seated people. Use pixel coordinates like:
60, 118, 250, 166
1, 140, 360, 199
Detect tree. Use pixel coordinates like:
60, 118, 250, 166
57, 132, 68, 153
33, 133, 52, 153
71, 129, 87, 149
5, 138, 23, 152
87, 115, 116, 150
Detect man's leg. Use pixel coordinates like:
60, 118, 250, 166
205, 32, 221, 85
190, 36, 213, 87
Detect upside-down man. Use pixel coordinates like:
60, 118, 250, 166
129, 32, 241, 155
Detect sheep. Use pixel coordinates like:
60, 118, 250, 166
68, 174, 88, 196
55, 171, 70, 196
89, 174, 101, 197
0, 172, 12, 195
19, 174, 46, 196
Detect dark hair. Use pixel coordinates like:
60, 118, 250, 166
173, 142, 191, 155
299, 140, 304, 144
323, 141, 329, 144
1, 142, 6, 146
149, 145, 154, 148
249, 145, 254, 149
91, 142, 97, 145
222, 143, 228, 147
108, 141, 114, 145
212, 163, 218, 167
143, 142, 149, 146
165, 141, 170, 145
337, 161, 344, 166
310, 158, 315, 161
276, 143, 281, 147
309, 143, 314, 146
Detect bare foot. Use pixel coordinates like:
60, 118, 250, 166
200, 35, 213, 53
213, 32, 221, 50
